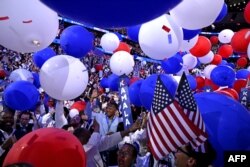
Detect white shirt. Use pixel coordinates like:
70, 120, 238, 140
0, 129, 15, 156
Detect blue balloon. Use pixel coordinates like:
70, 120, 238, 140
215, 3, 228, 23
127, 25, 141, 42
219, 60, 227, 65
40, 0, 182, 28
226, 62, 235, 69
32, 72, 41, 89
161, 53, 183, 74
186, 75, 197, 90
114, 32, 123, 41
32, 47, 56, 68
100, 77, 109, 88
182, 28, 201, 40
129, 80, 143, 106
108, 74, 129, 91
210, 65, 235, 86
4, 81, 40, 111
139, 74, 177, 110
236, 69, 250, 79
60, 25, 94, 58
195, 92, 250, 167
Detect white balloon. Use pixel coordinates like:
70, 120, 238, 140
182, 53, 197, 70
203, 64, 217, 79
139, 14, 183, 60
218, 29, 234, 44
40, 55, 89, 100
9, 69, 34, 83
0, 0, 58, 53
109, 51, 135, 76
180, 35, 198, 51
170, 0, 224, 30
247, 43, 250, 60
100, 33, 120, 52
198, 51, 214, 64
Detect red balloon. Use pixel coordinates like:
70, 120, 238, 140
71, 101, 86, 112
3, 128, 86, 167
94, 64, 103, 71
129, 76, 141, 85
233, 79, 247, 93
210, 36, 219, 45
190, 36, 212, 57
114, 42, 131, 53
0, 69, 6, 79
244, 1, 250, 24
211, 54, 222, 65
204, 78, 219, 91
196, 76, 205, 90
216, 88, 239, 101
231, 29, 250, 53
236, 57, 248, 68
217, 44, 233, 58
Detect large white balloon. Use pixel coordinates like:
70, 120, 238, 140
218, 29, 234, 44
139, 14, 183, 60
170, 0, 224, 30
109, 51, 135, 76
182, 53, 197, 70
0, 0, 58, 53
40, 55, 89, 100
198, 51, 214, 64
180, 35, 198, 51
203, 64, 217, 79
9, 69, 34, 83
100, 33, 120, 52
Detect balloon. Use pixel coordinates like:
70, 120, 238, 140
139, 74, 177, 110
114, 32, 122, 41
218, 29, 234, 44
109, 51, 134, 76
4, 81, 39, 111
196, 76, 205, 89
227, 62, 236, 69
161, 53, 183, 74
231, 29, 250, 53
210, 65, 235, 86
33, 47, 56, 68
203, 64, 217, 79
233, 79, 247, 94
217, 44, 233, 58
9, 69, 34, 83
40, 0, 182, 28
190, 36, 211, 57
180, 35, 198, 52
182, 28, 201, 40
182, 53, 197, 70
40, 55, 89, 100
114, 42, 131, 53
60, 25, 94, 58
139, 14, 183, 60
236, 69, 250, 79
170, 0, 224, 29
108, 74, 129, 92
0, 0, 58, 53
210, 36, 219, 45
244, 1, 250, 24
186, 75, 197, 90
0, 69, 6, 79
236, 57, 248, 68
216, 88, 239, 101
129, 80, 143, 107
127, 25, 141, 42
211, 54, 222, 65
70, 101, 86, 112
3, 128, 86, 167
219, 60, 228, 66
100, 77, 109, 88
198, 51, 214, 64
214, 3, 228, 23
100, 33, 120, 52
32, 72, 40, 89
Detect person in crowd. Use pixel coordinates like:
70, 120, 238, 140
117, 143, 138, 167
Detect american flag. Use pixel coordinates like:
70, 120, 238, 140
147, 75, 207, 160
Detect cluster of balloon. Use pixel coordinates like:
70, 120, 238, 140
3, 128, 86, 167
4, 81, 39, 111
244, 1, 250, 24
40, 55, 89, 100
40, 0, 182, 27
170, 0, 224, 30
100, 32, 120, 52
9, 69, 34, 83
60, 25, 94, 58
129, 80, 143, 107
161, 53, 183, 74
109, 51, 135, 76
33, 47, 56, 68
195, 92, 250, 167
0, 0, 58, 53
210, 65, 235, 87
139, 14, 183, 60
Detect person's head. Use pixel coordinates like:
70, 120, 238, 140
19, 112, 31, 126
0, 111, 14, 131
174, 143, 216, 167
106, 102, 118, 118
117, 143, 138, 167
73, 127, 91, 145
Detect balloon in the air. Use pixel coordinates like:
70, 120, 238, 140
100, 33, 120, 52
